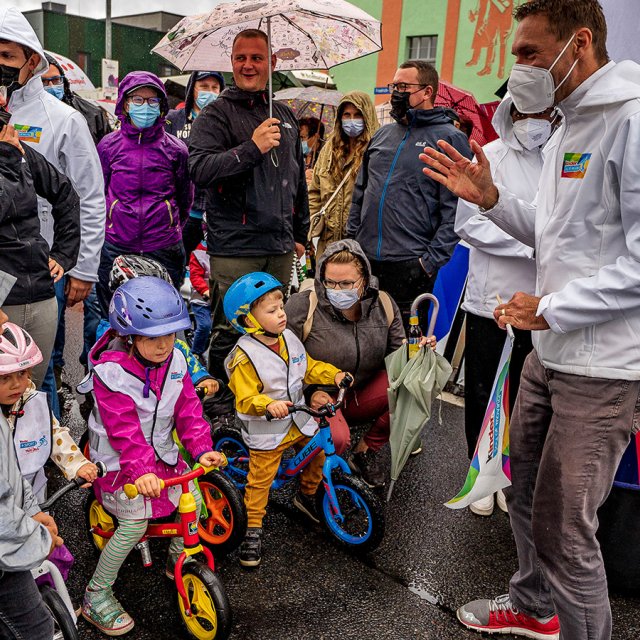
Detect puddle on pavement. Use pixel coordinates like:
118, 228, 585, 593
408, 579, 445, 606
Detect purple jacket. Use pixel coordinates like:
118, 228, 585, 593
97, 71, 193, 253
89, 329, 212, 518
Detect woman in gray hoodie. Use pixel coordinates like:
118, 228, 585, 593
285, 239, 406, 488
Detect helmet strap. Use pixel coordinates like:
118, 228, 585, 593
244, 312, 281, 339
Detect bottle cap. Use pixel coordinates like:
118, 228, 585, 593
409, 315, 419, 325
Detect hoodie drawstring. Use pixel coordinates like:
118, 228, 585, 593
143, 367, 152, 398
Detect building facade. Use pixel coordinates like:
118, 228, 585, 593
332, 0, 528, 104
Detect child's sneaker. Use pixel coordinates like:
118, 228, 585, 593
293, 489, 319, 524
457, 594, 560, 638
238, 527, 262, 568
82, 587, 135, 636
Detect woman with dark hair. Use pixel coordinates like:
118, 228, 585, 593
307, 92, 379, 259
298, 116, 325, 176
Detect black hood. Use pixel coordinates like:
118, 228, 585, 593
184, 70, 225, 120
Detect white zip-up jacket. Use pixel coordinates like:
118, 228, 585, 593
455, 97, 540, 318
1, 7, 105, 283
485, 61, 640, 379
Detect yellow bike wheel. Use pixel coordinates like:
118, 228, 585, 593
84, 494, 116, 552
177, 562, 232, 640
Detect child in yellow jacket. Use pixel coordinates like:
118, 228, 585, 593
224, 272, 351, 568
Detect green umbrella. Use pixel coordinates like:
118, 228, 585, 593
385, 340, 452, 501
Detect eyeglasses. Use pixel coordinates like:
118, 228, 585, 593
387, 82, 426, 93
323, 277, 362, 290
128, 95, 161, 107
42, 76, 64, 87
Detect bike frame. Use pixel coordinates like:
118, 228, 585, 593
91, 466, 216, 617
227, 412, 353, 523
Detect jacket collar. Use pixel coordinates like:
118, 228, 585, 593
9, 74, 45, 109
120, 118, 165, 143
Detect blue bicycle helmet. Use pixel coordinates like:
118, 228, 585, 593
109, 276, 191, 337
223, 272, 282, 334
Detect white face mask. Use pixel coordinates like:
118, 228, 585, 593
325, 287, 360, 310
512, 118, 553, 150
507, 34, 579, 114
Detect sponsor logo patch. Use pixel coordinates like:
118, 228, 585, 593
14, 124, 42, 143
561, 153, 592, 179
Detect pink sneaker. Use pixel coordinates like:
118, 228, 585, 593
457, 594, 559, 638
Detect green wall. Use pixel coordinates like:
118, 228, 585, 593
330, 0, 382, 97
40, 11, 176, 87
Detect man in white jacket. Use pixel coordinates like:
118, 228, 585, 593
455, 97, 556, 517
422, 1, 640, 639
0, 7, 105, 407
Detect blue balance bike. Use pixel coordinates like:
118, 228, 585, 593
212, 375, 385, 552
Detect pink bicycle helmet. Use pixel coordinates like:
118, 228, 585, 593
0, 323, 43, 374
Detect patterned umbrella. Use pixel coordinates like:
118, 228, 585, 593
152, 0, 381, 116
275, 86, 343, 133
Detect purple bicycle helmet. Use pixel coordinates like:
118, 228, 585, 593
109, 276, 190, 337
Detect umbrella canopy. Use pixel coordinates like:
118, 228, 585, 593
152, 0, 381, 74
435, 80, 496, 145
274, 85, 343, 133
385, 344, 452, 501
44, 50, 95, 92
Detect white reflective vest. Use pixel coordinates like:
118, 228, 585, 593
87, 350, 188, 471
12, 391, 53, 501
228, 329, 316, 450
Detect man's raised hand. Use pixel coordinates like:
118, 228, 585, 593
419, 139, 498, 210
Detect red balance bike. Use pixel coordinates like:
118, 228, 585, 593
89, 464, 232, 640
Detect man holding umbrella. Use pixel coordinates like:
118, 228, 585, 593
188, 29, 309, 378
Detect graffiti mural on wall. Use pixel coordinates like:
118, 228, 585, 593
465, 0, 515, 79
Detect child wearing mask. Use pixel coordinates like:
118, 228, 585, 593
95, 71, 194, 318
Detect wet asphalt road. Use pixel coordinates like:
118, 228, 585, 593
51, 305, 640, 640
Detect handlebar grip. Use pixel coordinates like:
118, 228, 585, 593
123, 479, 165, 499
195, 386, 207, 399
265, 410, 274, 421
340, 373, 354, 388
96, 461, 107, 478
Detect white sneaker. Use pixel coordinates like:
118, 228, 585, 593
470, 493, 495, 516
496, 488, 508, 513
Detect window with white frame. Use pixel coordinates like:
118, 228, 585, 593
407, 35, 438, 65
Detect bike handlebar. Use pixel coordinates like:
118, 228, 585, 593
39, 461, 107, 511
265, 373, 353, 421
122, 455, 228, 500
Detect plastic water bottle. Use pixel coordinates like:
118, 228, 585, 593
408, 314, 422, 359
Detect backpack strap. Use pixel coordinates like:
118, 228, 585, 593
302, 289, 318, 342
378, 290, 395, 327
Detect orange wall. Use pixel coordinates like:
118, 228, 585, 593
374, 0, 404, 104
441, 0, 462, 82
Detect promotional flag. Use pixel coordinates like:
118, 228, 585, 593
446, 335, 512, 509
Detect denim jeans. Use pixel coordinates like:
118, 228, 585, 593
41, 278, 102, 419
0, 570, 53, 640
191, 302, 212, 356
97, 241, 186, 318
507, 352, 640, 640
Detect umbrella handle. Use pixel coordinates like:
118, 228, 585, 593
410, 293, 439, 337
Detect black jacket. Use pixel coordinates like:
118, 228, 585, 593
347, 107, 473, 273
0, 141, 80, 305
188, 86, 309, 256
67, 94, 112, 144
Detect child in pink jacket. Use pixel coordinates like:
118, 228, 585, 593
82, 276, 224, 636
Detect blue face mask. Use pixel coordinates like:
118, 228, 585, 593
342, 118, 365, 138
195, 91, 218, 110
128, 102, 161, 129
325, 287, 360, 310
301, 140, 310, 155
45, 85, 65, 101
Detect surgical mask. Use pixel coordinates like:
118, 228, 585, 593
128, 102, 161, 129
0, 62, 25, 102
45, 85, 65, 101
507, 34, 579, 114
342, 118, 365, 138
512, 118, 553, 150
325, 287, 360, 310
301, 140, 310, 155
195, 91, 218, 110
390, 90, 412, 122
